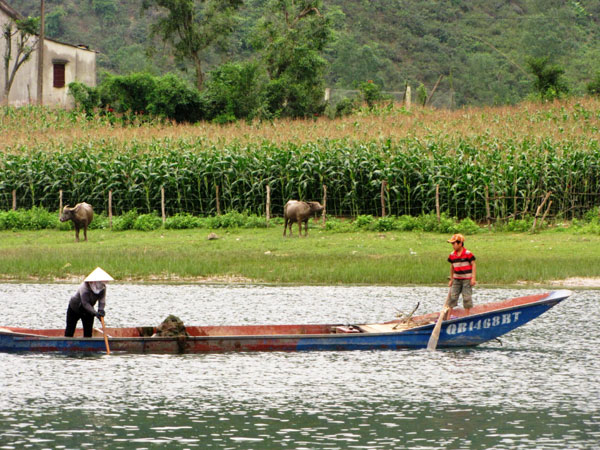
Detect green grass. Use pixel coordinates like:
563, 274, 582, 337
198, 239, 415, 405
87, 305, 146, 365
1, 227, 600, 286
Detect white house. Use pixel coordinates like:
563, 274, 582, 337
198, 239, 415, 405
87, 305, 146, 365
0, 0, 96, 107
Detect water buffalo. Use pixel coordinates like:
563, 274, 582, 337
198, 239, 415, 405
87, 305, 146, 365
60, 202, 94, 242
283, 200, 324, 237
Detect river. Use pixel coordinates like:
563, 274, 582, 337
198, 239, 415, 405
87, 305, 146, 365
0, 284, 598, 449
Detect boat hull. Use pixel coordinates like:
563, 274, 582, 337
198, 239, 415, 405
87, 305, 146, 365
0, 290, 571, 354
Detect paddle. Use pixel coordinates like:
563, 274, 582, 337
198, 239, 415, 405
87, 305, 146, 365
427, 287, 452, 351
100, 316, 111, 355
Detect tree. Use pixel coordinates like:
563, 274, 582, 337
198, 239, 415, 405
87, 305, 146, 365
2, 17, 39, 105
252, 0, 331, 118
586, 72, 600, 96
142, 0, 242, 90
526, 57, 569, 101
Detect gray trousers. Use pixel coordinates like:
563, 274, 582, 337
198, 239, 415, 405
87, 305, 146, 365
450, 278, 473, 309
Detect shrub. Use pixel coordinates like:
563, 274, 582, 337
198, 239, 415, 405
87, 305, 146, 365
215, 211, 247, 228
333, 97, 358, 118
0, 210, 25, 230
0, 208, 59, 230
147, 74, 204, 123
583, 207, 599, 223
99, 72, 157, 114
502, 218, 533, 232
354, 214, 375, 229
371, 216, 397, 231
456, 218, 480, 235
395, 215, 420, 231
324, 217, 353, 232
112, 210, 139, 231
358, 80, 386, 109
243, 214, 268, 228
416, 213, 440, 232
587, 73, 600, 96
68, 82, 100, 116
133, 213, 162, 231
165, 213, 202, 229
88, 213, 110, 230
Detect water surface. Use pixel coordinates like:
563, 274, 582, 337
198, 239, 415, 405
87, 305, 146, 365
0, 284, 598, 449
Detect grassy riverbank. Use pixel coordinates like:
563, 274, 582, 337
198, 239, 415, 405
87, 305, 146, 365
1, 227, 599, 286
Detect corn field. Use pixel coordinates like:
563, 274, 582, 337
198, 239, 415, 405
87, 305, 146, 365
1, 138, 599, 220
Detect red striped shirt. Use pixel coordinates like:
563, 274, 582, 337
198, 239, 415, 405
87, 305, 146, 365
448, 248, 476, 279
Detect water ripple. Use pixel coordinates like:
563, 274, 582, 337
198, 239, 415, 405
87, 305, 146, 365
0, 284, 598, 449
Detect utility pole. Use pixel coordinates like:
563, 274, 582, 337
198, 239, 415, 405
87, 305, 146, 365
36, 0, 45, 105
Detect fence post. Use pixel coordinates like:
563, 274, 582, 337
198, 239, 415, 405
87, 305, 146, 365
108, 190, 113, 229
216, 185, 221, 216
540, 200, 552, 228
322, 184, 327, 226
531, 192, 551, 232
266, 185, 271, 226
12, 190, 16, 210
435, 184, 440, 223
59, 190, 63, 213
405, 85, 411, 110
161, 187, 166, 226
485, 185, 491, 226
381, 181, 387, 217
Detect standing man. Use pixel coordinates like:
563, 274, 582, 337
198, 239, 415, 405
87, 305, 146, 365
447, 234, 476, 312
64, 267, 114, 338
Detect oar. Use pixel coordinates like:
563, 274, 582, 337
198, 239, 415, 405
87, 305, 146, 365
427, 287, 452, 351
100, 316, 111, 355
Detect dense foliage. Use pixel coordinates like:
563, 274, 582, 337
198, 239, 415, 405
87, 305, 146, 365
2, 138, 600, 222
10, 0, 600, 107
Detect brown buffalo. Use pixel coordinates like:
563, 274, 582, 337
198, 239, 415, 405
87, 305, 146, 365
60, 202, 94, 242
283, 200, 324, 237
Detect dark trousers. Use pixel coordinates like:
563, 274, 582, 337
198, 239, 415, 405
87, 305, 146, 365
65, 306, 95, 338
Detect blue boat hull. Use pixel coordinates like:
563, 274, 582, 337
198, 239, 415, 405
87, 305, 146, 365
0, 290, 571, 353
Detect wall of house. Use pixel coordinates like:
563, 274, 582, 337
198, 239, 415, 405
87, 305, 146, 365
42, 39, 96, 107
0, 8, 96, 107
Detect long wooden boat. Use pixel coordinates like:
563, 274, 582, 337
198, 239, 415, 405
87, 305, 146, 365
0, 290, 571, 354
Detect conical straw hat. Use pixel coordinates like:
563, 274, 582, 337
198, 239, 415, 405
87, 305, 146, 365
84, 267, 114, 282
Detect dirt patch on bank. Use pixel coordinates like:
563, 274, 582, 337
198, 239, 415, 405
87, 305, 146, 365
547, 277, 600, 288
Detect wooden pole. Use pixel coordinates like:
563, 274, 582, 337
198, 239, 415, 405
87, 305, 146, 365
100, 317, 110, 355
485, 185, 491, 226
540, 200, 553, 228
405, 85, 411, 110
216, 185, 221, 216
427, 288, 452, 351
266, 185, 271, 226
36, 0, 45, 105
59, 189, 63, 212
531, 192, 551, 232
12, 190, 16, 210
426, 75, 443, 106
435, 184, 440, 223
161, 187, 166, 225
322, 184, 327, 226
108, 190, 113, 229
381, 181, 387, 217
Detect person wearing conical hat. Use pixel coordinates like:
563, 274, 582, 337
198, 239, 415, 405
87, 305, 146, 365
64, 267, 114, 338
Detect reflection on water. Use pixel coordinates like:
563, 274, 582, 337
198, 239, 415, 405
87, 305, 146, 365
0, 284, 598, 449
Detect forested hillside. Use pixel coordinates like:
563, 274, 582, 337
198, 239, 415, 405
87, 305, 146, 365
9, 0, 600, 107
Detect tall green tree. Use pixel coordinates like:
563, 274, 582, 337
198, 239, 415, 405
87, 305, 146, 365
142, 0, 242, 90
527, 56, 569, 101
252, 0, 331, 118
2, 17, 39, 105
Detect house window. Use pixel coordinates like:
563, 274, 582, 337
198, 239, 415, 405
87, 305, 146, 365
53, 63, 66, 88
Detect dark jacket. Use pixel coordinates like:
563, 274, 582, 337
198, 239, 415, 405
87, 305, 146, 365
69, 282, 106, 316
